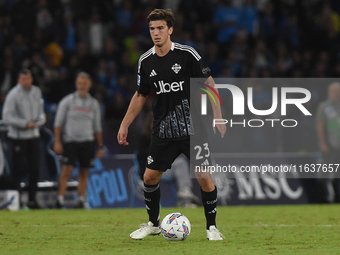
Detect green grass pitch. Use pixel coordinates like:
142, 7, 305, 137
1, 205, 340, 255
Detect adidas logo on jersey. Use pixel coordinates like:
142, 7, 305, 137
201, 159, 210, 166
150, 69, 157, 77
172, 63, 181, 74
147, 156, 154, 165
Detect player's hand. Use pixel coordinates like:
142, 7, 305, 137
117, 126, 129, 146
320, 143, 329, 154
54, 141, 63, 155
213, 121, 227, 138
96, 148, 104, 158
27, 122, 36, 129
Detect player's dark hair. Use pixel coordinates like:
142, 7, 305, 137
147, 9, 175, 28
18, 68, 32, 77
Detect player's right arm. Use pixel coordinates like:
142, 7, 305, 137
118, 92, 148, 146
54, 126, 63, 154
53, 96, 70, 154
2, 89, 32, 129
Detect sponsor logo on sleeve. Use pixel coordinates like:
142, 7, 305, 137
202, 67, 211, 74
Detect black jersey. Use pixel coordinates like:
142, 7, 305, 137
137, 42, 211, 140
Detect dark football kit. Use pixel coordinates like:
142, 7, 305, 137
137, 42, 211, 171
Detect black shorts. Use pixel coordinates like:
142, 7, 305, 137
146, 135, 211, 172
63, 141, 95, 168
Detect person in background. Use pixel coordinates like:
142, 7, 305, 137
2, 69, 46, 209
54, 72, 103, 209
316, 82, 340, 203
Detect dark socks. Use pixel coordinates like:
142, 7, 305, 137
143, 183, 160, 226
201, 186, 217, 229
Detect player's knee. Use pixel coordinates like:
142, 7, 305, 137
143, 173, 159, 185
60, 166, 73, 179
199, 178, 215, 192
79, 168, 88, 177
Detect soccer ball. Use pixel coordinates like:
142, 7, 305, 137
161, 212, 191, 241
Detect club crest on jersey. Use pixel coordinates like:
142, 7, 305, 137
147, 156, 154, 165
172, 63, 181, 74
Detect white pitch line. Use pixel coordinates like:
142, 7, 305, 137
225, 224, 339, 227
2, 224, 338, 228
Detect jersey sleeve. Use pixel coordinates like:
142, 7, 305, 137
136, 58, 151, 96
93, 99, 102, 133
54, 96, 70, 128
189, 49, 212, 78
2, 89, 28, 128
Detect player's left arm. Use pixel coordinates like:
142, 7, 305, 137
189, 49, 226, 138
35, 88, 46, 127
94, 132, 103, 158
204, 76, 226, 138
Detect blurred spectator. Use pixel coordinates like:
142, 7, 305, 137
11, 34, 28, 69
53, 72, 103, 209
2, 69, 46, 209
28, 52, 44, 86
43, 56, 59, 83
96, 59, 108, 85
280, 14, 300, 47
194, 24, 208, 59
253, 39, 269, 70
106, 61, 119, 98
36, 0, 53, 30
207, 42, 222, 76
63, 14, 76, 52
44, 42, 64, 67
241, 0, 259, 36
260, 3, 276, 45
36, 0, 54, 43
316, 82, 340, 203
0, 58, 17, 94
275, 43, 293, 76
116, 0, 133, 38
214, 0, 241, 45
88, 11, 109, 56
102, 37, 121, 62
75, 42, 93, 72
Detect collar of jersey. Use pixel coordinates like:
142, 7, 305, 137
152, 42, 175, 55
75, 91, 90, 99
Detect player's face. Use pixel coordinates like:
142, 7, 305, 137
76, 77, 92, 97
329, 85, 340, 102
18, 73, 33, 90
149, 20, 173, 47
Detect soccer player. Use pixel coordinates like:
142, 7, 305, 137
54, 72, 103, 209
117, 9, 226, 240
